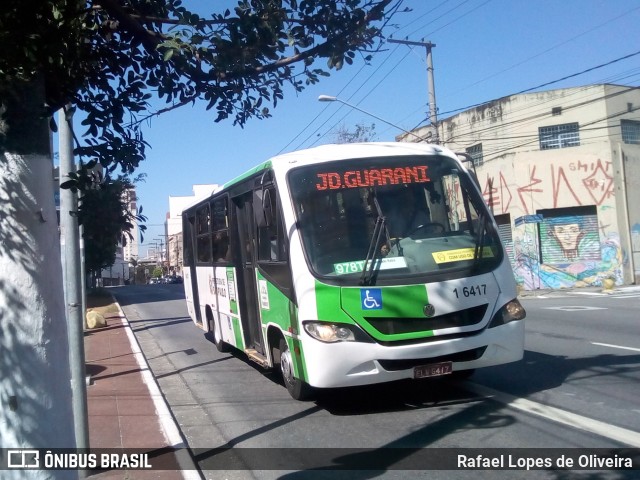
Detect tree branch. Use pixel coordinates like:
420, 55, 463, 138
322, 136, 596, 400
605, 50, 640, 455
93, 0, 163, 53
205, 0, 393, 81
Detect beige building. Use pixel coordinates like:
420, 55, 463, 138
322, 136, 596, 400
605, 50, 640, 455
401, 84, 640, 290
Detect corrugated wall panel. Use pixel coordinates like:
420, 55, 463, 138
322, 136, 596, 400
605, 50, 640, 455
539, 214, 600, 264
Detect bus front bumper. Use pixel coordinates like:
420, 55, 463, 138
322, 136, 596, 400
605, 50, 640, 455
300, 320, 524, 389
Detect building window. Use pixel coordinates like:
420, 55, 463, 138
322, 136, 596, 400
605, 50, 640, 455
539, 122, 580, 150
466, 143, 483, 167
621, 119, 640, 144
551, 107, 562, 116
538, 206, 599, 264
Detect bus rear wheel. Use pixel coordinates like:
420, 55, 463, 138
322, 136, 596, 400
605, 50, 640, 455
278, 338, 313, 401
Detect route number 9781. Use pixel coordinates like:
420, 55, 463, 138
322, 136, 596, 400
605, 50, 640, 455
453, 284, 487, 298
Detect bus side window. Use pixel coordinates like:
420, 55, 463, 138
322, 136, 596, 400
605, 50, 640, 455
196, 204, 212, 263
257, 187, 283, 262
183, 214, 195, 267
211, 197, 231, 263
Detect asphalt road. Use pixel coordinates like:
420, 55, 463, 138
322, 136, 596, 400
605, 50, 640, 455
111, 284, 640, 480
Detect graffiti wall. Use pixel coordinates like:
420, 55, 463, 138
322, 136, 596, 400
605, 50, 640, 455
477, 152, 624, 290
622, 145, 640, 284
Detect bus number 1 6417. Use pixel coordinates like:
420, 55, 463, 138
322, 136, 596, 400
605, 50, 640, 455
453, 284, 486, 298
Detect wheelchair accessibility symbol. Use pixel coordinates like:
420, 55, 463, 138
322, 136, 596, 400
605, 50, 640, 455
361, 289, 382, 310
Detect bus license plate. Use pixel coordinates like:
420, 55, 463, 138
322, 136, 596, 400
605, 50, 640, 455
414, 362, 452, 379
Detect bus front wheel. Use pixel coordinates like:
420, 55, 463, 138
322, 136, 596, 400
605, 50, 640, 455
278, 338, 313, 401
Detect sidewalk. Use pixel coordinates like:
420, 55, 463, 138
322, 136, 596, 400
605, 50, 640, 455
518, 284, 640, 298
84, 302, 200, 479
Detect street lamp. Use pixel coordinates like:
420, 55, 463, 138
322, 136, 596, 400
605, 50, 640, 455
317, 95, 430, 143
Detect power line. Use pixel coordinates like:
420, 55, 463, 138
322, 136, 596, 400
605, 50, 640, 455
443, 85, 637, 144
307, 47, 413, 148
281, 0, 494, 151
435, 49, 640, 121
478, 101, 640, 162
295, 44, 406, 149
419, 0, 493, 38
515, 50, 640, 95
440, 4, 640, 102
444, 85, 640, 150
405, 0, 474, 38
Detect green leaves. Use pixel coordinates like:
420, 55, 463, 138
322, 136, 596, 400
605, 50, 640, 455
1, 0, 393, 173
78, 175, 146, 274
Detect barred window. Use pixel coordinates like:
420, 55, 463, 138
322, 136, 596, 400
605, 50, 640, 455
539, 123, 580, 150
466, 143, 483, 167
621, 119, 640, 144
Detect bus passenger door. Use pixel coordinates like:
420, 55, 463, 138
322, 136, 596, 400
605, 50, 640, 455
232, 192, 263, 354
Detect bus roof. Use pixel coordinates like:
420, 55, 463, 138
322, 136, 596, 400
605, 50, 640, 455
273, 142, 452, 166
220, 142, 457, 191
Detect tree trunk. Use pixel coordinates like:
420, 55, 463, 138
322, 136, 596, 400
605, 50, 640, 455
1, 79, 77, 478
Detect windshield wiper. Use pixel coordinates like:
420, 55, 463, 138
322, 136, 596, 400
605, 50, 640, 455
360, 196, 391, 286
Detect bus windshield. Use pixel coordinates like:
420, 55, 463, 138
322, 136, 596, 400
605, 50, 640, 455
288, 155, 503, 284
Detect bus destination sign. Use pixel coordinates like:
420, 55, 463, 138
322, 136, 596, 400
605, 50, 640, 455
316, 166, 430, 190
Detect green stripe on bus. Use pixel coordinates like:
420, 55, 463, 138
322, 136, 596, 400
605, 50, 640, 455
256, 271, 294, 330
313, 280, 436, 341
341, 284, 436, 342
232, 316, 244, 349
341, 284, 429, 318
290, 335, 308, 382
222, 159, 273, 190
314, 280, 356, 323
227, 267, 238, 315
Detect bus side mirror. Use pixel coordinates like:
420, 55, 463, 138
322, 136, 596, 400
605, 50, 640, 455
456, 152, 480, 189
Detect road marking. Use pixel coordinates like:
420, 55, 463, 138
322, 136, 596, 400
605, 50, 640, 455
466, 383, 640, 447
591, 342, 640, 353
567, 291, 605, 296
567, 290, 640, 299
543, 306, 606, 311
117, 305, 201, 480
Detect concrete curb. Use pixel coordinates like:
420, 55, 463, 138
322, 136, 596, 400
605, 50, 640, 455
112, 298, 203, 480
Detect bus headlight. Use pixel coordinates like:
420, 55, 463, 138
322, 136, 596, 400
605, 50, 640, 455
304, 322, 356, 343
488, 299, 526, 328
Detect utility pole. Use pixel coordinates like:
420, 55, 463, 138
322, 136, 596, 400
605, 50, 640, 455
388, 38, 439, 144
59, 106, 90, 454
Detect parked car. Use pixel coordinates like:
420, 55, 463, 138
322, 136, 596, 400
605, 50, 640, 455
148, 277, 160, 284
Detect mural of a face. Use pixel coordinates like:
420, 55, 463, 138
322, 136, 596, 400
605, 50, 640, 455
550, 223, 583, 259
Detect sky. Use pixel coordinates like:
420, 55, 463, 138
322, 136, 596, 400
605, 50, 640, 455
121, 0, 640, 256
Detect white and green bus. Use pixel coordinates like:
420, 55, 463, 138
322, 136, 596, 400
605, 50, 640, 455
182, 142, 525, 400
